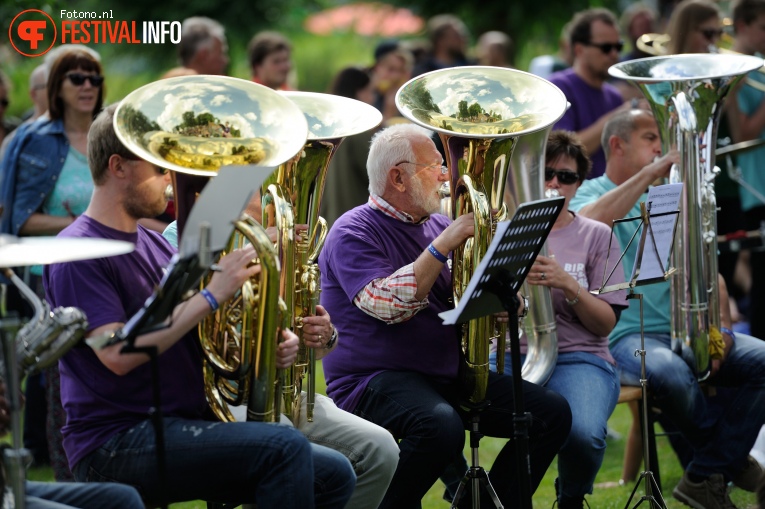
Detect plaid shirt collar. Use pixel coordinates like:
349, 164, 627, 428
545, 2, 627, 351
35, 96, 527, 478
368, 194, 430, 225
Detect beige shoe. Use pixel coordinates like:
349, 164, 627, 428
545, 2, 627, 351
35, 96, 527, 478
673, 473, 738, 509
732, 455, 764, 492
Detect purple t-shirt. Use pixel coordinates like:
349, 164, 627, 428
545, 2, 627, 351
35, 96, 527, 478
548, 68, 623, 179
43, 215, 207, 469
319, 205, 458, 413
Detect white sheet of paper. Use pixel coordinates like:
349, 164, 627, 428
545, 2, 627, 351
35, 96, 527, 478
632, 183, 683, 281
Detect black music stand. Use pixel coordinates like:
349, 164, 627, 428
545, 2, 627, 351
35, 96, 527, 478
594, 186, 682, 509
441, 197, 565, 509
87, 165, 274, 509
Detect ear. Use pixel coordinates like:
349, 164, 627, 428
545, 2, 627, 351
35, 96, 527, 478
608, 135, 623, 156
388, 166, 407, 193
108, 154, 127, 179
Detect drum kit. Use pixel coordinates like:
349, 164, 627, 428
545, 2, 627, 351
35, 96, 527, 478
0, 234, 133, 509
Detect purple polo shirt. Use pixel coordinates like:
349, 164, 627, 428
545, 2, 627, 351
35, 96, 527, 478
43, 215, 207, 469
319, 205, 459, 413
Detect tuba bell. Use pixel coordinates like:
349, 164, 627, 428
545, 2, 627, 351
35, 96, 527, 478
396, 66, 568, 402
114, 75, 308, 421
261, 92, 382, 423
610, 54, 764, 379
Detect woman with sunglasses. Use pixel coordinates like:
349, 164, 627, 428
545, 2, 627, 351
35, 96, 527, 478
490, 131, 627, 509
0, 47, 105, 483
667, 0, 723, 54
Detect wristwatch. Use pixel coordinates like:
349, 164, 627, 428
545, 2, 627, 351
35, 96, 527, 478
324, 326, 338, 350
519, 295, 529, 319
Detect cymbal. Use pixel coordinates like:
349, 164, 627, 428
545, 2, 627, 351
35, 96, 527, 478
0, 235, 134, 267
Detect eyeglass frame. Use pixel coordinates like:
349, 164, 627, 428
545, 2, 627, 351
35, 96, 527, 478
396, 161, 449, 175
544, 167, 581, 185
581, 40, 624, 54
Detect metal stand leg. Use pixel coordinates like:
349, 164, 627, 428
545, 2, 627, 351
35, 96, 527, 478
0, 316, 30, 509
622, 293, 667, 509
451, 405, 504, 509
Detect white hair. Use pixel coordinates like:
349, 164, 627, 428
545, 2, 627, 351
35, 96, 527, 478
367, 123, 434, 196
28, 64, 48, 89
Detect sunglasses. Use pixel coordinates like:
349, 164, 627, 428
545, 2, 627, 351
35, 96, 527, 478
66, 72, 104, 87
544, 168, 580, 185
700, 28, 723, 40
0, 99, 8, 108
121, 153, 169, 175
584, 40, 624, 54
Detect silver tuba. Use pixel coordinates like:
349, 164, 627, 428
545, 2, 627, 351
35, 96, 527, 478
610, 54, 764, 379
396, 66, 567, 402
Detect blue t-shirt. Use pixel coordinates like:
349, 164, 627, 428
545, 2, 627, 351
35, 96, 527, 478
319, 205, 458, 412
569, 176, 671, 344
736, 67, 765, 212
43, 215, 207, 469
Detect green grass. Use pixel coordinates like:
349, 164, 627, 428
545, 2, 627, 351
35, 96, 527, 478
25, 367, 758, 509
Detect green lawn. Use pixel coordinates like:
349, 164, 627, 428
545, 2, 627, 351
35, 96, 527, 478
26, 367, 758, 509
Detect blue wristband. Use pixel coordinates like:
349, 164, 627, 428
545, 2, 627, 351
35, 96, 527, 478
427, 243, 448, 263
720, 326, 736, 341
200, 288, 219, 311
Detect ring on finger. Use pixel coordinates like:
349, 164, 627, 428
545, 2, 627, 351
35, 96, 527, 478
540, 272, 546, 280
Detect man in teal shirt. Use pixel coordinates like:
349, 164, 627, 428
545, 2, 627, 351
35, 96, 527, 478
570, 109, 765, 509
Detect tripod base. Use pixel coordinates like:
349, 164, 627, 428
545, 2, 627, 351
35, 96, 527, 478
451, 466, 504, 509
450, 405, 504, 509
623, 470, 668, 509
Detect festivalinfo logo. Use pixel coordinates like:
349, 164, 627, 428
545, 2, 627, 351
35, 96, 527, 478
9, 8, 182, 57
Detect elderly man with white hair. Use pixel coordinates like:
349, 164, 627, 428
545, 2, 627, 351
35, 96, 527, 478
318, 123, 572, 509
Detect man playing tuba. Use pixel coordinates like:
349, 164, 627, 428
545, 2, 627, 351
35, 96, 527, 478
319, 123, 572, 509
571, 109, 765, 509
43, 104, 356, 507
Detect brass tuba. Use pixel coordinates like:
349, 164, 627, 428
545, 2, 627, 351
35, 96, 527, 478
610, 54, 764, 379
396, 66, 568, 402
261, 92, 382, 423
114, 75, 308, 421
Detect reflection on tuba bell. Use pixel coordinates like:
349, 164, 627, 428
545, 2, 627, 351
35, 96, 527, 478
114, 75, 309, 422
610, 54, 764, 380
262, 92, 382, 423
396, 66, 568, 403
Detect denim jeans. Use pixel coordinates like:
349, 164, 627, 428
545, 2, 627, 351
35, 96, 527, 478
72, 417, 355, 508
490, 351, 619, 501
353, 370, 571, 509
230, 392, 399, 509
610, 332, 765, 480
25, 480, 143, 508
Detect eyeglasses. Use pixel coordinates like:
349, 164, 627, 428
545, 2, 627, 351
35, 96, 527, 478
0, 99, 8, 108
699, 28, 723, 40
397, 161, 448, 174
66, 72, 104, 87
544, 168, 580, 185
583, 40, 624, 54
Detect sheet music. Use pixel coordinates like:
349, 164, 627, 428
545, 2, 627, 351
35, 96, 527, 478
632, 183, 682, 281
439, 197, 564, 325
